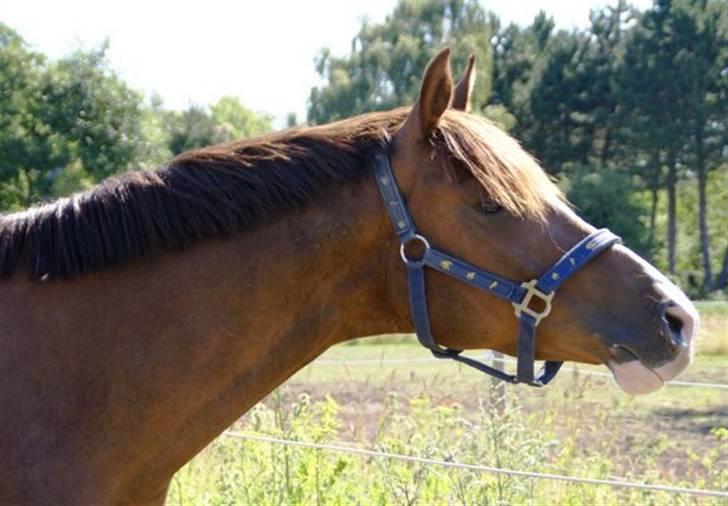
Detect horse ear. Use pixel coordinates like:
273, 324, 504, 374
401, 48, 453, 142
452, 54, 476, 112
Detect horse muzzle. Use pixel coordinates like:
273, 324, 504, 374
607, 281, 699, 395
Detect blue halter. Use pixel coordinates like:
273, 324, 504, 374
373, 150, 621, 386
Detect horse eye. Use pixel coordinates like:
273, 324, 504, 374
479, 200, 503, 214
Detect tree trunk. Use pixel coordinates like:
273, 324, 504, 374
580, 123, 591, 165
645, 149, 661, 261
716, 247, 728, 290
666, 150, 677, 274
601, 126, 612, 165
696, 125, 712, 294
647, 185, 659, 261
21, 168, 36, 207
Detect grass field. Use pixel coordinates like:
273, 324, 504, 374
170, 302, 727, 505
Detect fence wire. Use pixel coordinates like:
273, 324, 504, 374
223, 431, 728, 499
222, 350, 726, 498
312, 357, 728, 390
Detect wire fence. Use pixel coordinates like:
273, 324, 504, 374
312, 356, 728, 390
222, 431, 728, 499
224, 341, 726, 499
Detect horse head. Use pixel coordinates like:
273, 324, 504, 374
383, 48, 697, 394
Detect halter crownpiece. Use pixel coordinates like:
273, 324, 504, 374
373, 150, 622, 386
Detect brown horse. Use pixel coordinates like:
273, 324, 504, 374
0, 49, 697, 505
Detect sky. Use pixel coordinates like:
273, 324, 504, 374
2, 0, 650, 127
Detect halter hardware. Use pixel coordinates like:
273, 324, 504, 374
373, 149, 622, 387
400, 234, 430, 265
513, 280, 554, 326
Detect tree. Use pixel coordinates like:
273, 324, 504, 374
0, 28, 145, 208
210, 96, 272, 141
165, 105, 219, 155
618, 0, 727, 292
137, 93, 174, 169
307, 0, 493, 124
0, 24, 46, 207
619, 1, 689, 274
490, 13, 556, 145
285, 112, 299, 128
671, 0, 727, 292
615, 32, 662, 261
561, 163, 649, 249
583, 1, 633, 165
36, 43, 145, 180
717, 246, 728, 291
524, 30, 592, 171
165, 98, 272, 156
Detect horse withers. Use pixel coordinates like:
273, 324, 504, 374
0, 49, 697, 504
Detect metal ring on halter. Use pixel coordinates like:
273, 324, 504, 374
399, 234, 431, 266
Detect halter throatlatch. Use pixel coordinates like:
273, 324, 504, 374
373, 151, 621, 386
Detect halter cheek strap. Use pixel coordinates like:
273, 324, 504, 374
373, 151, 621, 386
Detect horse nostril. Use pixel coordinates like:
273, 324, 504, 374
655, 282, 699, 346
665, 312, 683, 334
663, 310, 684, 347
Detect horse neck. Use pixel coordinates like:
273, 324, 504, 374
125, 177, 407, 479
0, 171, 408, 501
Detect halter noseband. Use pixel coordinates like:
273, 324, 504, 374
373, 150, 621, 386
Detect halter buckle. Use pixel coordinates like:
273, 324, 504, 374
512, 279, 554, 326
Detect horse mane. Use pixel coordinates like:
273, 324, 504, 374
0, 109, 558, 280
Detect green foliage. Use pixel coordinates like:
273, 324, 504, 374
0, 24, 46, 205
308, 0, 723, 296
210, 96, 271, 142
615, 0, 726, 290
173, 300, 727, 503
526, 30, 595, 170
0, 29, 272, 205
37, 44, 145, 180
492, 4, 636, 173
0, 27, 145, 205
0, 25, 44, 166
307, 0, 494, 124
560, 164, 649, 251
0, 169, 38, 211
172, 395, 555, 505
137, 93, 173, 169
165, 105, 220, 155
49, 158, 94, 197
164, 97, 272, 156
170, 385, 727, 505
491, 12, 555, 113
652, 168, 728, 297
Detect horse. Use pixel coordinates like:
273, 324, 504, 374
0, 49, 697, 505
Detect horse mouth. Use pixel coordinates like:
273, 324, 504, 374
609, 344, 641, 363
606, 345, 665, 395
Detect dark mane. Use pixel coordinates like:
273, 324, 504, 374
0, 110, 405, 280
0, 108, 557, 280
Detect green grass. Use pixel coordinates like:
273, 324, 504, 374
169, 303, 727, 505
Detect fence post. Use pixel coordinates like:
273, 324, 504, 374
485, 350, 506, 413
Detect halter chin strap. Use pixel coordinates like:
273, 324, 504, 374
373, 151, 622, 386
